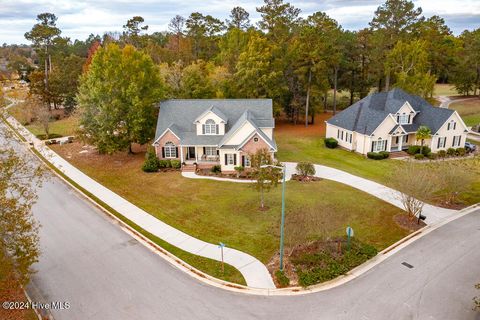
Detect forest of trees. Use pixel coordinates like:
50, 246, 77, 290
3, 0, 480, 127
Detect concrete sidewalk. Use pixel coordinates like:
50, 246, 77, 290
283, 162, 458, 225
4, 114, 276, 289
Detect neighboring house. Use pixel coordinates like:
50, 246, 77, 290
153, 99, 277, 172
326, 88, 469, 155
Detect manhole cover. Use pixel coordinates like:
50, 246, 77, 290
402, 262, 414, 269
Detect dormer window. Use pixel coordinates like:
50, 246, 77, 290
397, 114, 409, 124
203, 119, 219, 135
447, 120, 456, 130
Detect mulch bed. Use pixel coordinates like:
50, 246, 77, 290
393, 214, 426, 232
291, 174, 322, 182
195, 169, 253, 180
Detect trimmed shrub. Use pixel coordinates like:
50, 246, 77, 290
170, 159, 181, 169
275, 270, 290, 288
455, 147, 466, 156
414, 153, 425, 160
367, 152, 385, 160
158, 159, 171, 168
427, 152, 438, 160
142, 148, 160, 172
296, 162, 316, 176
407, 145, 420, 155
379, 151, 390, 159
324, 138, 338, 149
446, 148, 456, 156
438, 150, 447, 158
211, 165, 221, 174
421, 146, 431, 156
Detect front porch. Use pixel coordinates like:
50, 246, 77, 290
180, 146, 220, 169
388, 133, 414, 152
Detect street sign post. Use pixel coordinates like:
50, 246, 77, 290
346, 226, 354, 250
218, 242, 226, 274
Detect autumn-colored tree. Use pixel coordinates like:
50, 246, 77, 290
83, 40, 101, 73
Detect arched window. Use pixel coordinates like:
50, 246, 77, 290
164, 141, 177, 158
203, 119, 217, 134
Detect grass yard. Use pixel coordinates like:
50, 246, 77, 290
50, 142, 410, 269
26, 115, 79, 139
434, 83, 459, 97
449, 98, 480, 127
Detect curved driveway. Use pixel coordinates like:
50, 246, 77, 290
1, 122, 478, 320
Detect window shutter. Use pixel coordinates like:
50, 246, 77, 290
453, 122, 456, 130
162, 147, 165, 158
437, 137, 440, 148
202, 124, 205, 134
337, 130, 340, 139
407, 115, 410, 123
224, 154, 227, 165
349, 134, 352, 143
405, 135, 408, 143
217, 149, 219, 156
175, 147, 178, 158
447, 123, 450, 130
242, 156, 245, 167
216, 124, 219, 134
234, 154, 237, 165
397, 115, 400, 123
371, 142, 374, 152
203, 147, 206, 154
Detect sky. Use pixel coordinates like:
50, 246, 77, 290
1, 0, 479, 45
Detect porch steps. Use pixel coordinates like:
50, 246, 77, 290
389, 151, 409, 158
182, 164, 196, 172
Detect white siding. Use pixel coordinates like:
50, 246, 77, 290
219, 149, 240, 171
196, 111, 226, 135
261, 128, 273, 139
430, 112, 468, 152
223, 121, 256, 145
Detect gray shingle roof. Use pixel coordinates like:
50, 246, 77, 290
154, 99, 276, 148
326, 88, 455, 135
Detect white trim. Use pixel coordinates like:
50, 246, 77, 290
237, 129, 276, 151
219, 119, 249, 147
434, 111, 469, 135
193, 109, 227, 124
153, 128, 181, 145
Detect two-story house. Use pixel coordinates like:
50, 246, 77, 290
325, 88, 469, 155
153, 99, 277, 172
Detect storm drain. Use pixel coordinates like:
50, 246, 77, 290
401, 262, 414, 269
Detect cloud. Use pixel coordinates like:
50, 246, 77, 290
0, 0, 479, 44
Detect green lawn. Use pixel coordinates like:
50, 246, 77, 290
26, 116, 79, 139
50, 143, 409, 267
434, 83, 459, 97
449, 98, 480, 127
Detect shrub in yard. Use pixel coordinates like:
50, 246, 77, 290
158, 159, 171, 168
142, 148, 160, 172
455, 147, 466, 156
407, 145, 420, 155
324, 138, 338, 149
427, 152, 437, 160
367, 152, 385, 160
234, 166, 245, 178
296, 162, 316, 176
437, 150, 447, 158
275, 270, 290, 288
379, 151, 390, 159
170, 159, 181, 169
414, 153, 425, 160
446, 148, 456, 156
211, 165, 221, 174
421, 146, 431, 156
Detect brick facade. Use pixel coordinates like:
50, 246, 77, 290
240, 133, 270, 154
155, 130, 180, 159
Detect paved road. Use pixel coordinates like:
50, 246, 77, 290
2, 123, 479, 320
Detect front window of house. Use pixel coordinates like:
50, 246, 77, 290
244, 156, 251, 167
203, 119, 217, 135
372, 139, 387, 152
447, 121, 456, 130
398, 114, 409, 124
205, 147, 216, 156
452, 135, 461, 147
437, 137, 446, 148
164, 141, 177, 158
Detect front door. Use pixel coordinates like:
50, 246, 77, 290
188, 147, 195, 160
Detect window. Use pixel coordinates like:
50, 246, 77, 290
452, 135, 461, 147
226, 153, 236, 165
203, 119, 217, 135
253, 137, 259, 142
372, 139, 387, 152
164, 141, 177, 158
205, 147, 216, 156
398, 114, 409, 124
447, 121, 456, 131
244, 156, 251, 167
437, 137, 446, 148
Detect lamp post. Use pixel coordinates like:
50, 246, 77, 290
261, 164, 286, 271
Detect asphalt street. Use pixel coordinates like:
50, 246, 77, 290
1, 122, 479, 320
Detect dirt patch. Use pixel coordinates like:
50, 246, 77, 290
275, 113, 332, 138
393, 214, 426, 232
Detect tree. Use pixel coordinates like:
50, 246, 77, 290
295, 162, 315, 177
77, 43, 165, 153
24, 13, 61, 95
30, 95, 51, 139
385, 40, 437, 98
256, 0, 300, 42
168, 15, 186, 55
0, 135, 44, 285
123, 16, 148, 47
186, 12, 225, 60
391, 162, 436, 220
180, 60, 216, 98
434, 160, 476, 205
249, 148, 282, 209
415, 126, 431, 154
227, 7, 251, 30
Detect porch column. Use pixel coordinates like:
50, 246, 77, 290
195, 147, 199, 162
388, 136, 392, 152
398, 135, 403, 151
180, 146, 184, 162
